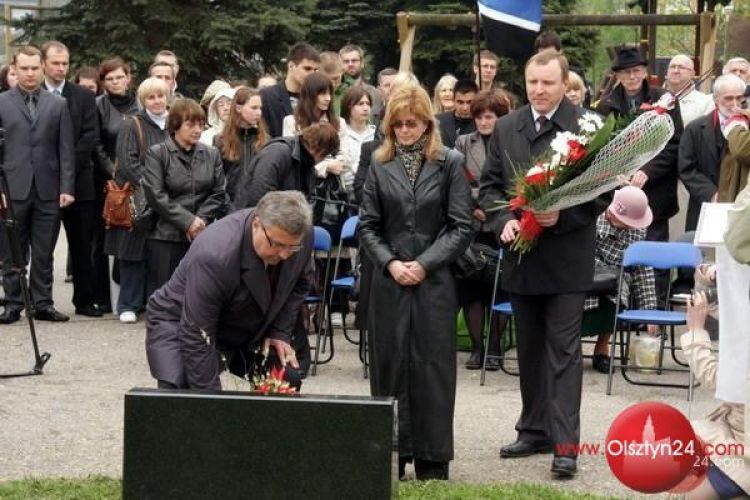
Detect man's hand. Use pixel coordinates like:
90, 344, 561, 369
59, 193, 75, 208
697, 264, 717, 284
531, 209, 559, 228
325, 159, 345, 176
263, 337, 299, 369
500, 219, 520, 244
630, 170, 649, 188
186, 216, 207, 241
472, 208, 486, 222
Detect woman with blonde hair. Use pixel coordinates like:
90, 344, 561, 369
432, 73, 457, 113
566, 70, 586, 107
359, 82, 473, 481
215, 86, 268, 203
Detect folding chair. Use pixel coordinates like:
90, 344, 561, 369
481, 248, 518, 386
606, 241, 702, 397
309, 227, 333, 375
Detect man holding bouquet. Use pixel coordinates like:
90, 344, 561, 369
479, 50, 611, 478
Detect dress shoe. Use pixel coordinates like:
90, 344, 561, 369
414, 459, 449, 480
551, 455, 577, 478
485, 356, 501, 371
0, 308, 22, 324
465, 351, 482, 370
592, 354, 610, 374
75, 305, 103, 317
500, 439, 553, 458
96, 304, 112, 314
34, 307, 69, 322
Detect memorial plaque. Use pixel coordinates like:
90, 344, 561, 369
123, 388, 396, 500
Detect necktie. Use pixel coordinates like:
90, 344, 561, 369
27, 94, 37, 121
536, 115, 548, 133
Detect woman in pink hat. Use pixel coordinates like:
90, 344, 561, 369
585, 186, 659, 373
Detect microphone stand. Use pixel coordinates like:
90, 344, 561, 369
0, 127, 52, 378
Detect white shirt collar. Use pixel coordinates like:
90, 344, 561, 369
147, 110, 168, 130
531, 101, 561, 124
44, 79, 65, 95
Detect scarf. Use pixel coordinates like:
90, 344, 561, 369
395, 136, 428, 187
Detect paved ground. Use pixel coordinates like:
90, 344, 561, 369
0, 237, 715, 498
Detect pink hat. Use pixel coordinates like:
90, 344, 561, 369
608, 186, 653, 229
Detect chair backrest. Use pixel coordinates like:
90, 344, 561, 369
622, 241, 702, 270
313, 226, 332, 252
339, 215, 359, 243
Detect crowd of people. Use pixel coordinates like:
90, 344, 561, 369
1, 33, 749, 493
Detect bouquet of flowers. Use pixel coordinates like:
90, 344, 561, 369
502, 101, 675, 255
248, 364, 298, 395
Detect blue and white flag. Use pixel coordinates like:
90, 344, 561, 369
478, 0, 542, 62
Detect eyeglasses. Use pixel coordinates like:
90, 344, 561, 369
104, 74, 127, 83
391, 119, 422, 130
260, 222, 303, 253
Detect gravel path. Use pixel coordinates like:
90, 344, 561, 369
0, 238, 714, 498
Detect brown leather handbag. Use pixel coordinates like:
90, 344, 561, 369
101, 116, 146, 230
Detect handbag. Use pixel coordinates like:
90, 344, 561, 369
453, 242, 499, 283
589, 263, 620, 295
102, 115, 154, 231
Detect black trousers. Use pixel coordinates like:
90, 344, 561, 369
646, 218, 670, 308
147, 239, 190, 299
62, 200, 97, 309
510, 292, 585, 450
92, 194, 111, 308
0, 184, 61, 311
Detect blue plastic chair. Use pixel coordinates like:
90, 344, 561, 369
481, 248, 518, 385
308, 227, 333, 370
606, 241, 702, 397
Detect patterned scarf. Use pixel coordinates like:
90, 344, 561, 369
395, 136, 428, 187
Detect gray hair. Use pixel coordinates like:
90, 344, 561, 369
712, 74, 746, 98
255, 191, 312, 236
723, 57, 750, 74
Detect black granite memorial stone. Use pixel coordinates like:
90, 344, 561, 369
123, 388, 396, 500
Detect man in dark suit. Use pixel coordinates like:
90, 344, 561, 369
479, 51, 610, 478
260, 43, 320, 138
41, 41, 101, 317
436, 78, 478, 148
145, 191, 313, 390
0, 45, 75, 324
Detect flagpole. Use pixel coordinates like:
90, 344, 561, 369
474, 1, 483, 90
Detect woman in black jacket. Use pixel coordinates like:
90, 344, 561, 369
143, 98, 229, 295
359, 82, 473, 481
104, 77, 170, 323
215, 86, 267, 204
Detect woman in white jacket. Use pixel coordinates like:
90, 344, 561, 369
199, 87, 235, 146
339, 86, 376, 192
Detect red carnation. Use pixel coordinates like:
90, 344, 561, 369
519, 211, 543, 240
567, 140, 587, 163
509, 195, 528, 211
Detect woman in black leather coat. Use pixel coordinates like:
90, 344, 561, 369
358, 82, 473, 481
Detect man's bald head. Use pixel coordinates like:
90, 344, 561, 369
666, 54, 696, 92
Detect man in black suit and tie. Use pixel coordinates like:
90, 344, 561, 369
260, 43, 319, 138
0, 45, 75, 324
41, 41, 101, 317
479, 51, 610, 478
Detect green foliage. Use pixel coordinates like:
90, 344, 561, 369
8, 0, 316, 95
0, 475, 120, 500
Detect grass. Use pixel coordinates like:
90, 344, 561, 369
0, 476, 621, 500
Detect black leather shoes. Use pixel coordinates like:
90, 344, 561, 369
96, 304, 112, 314
500, 439, 554, 458
0, 308, 22, 324
485, 357, 501, 371
75, 305, 103, 317
465, 351, 482, 370
592, 354, 610, 374
551, 455, 577, 478
34, 307, 70, 322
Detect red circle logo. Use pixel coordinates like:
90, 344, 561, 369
605, 401, 708, 493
